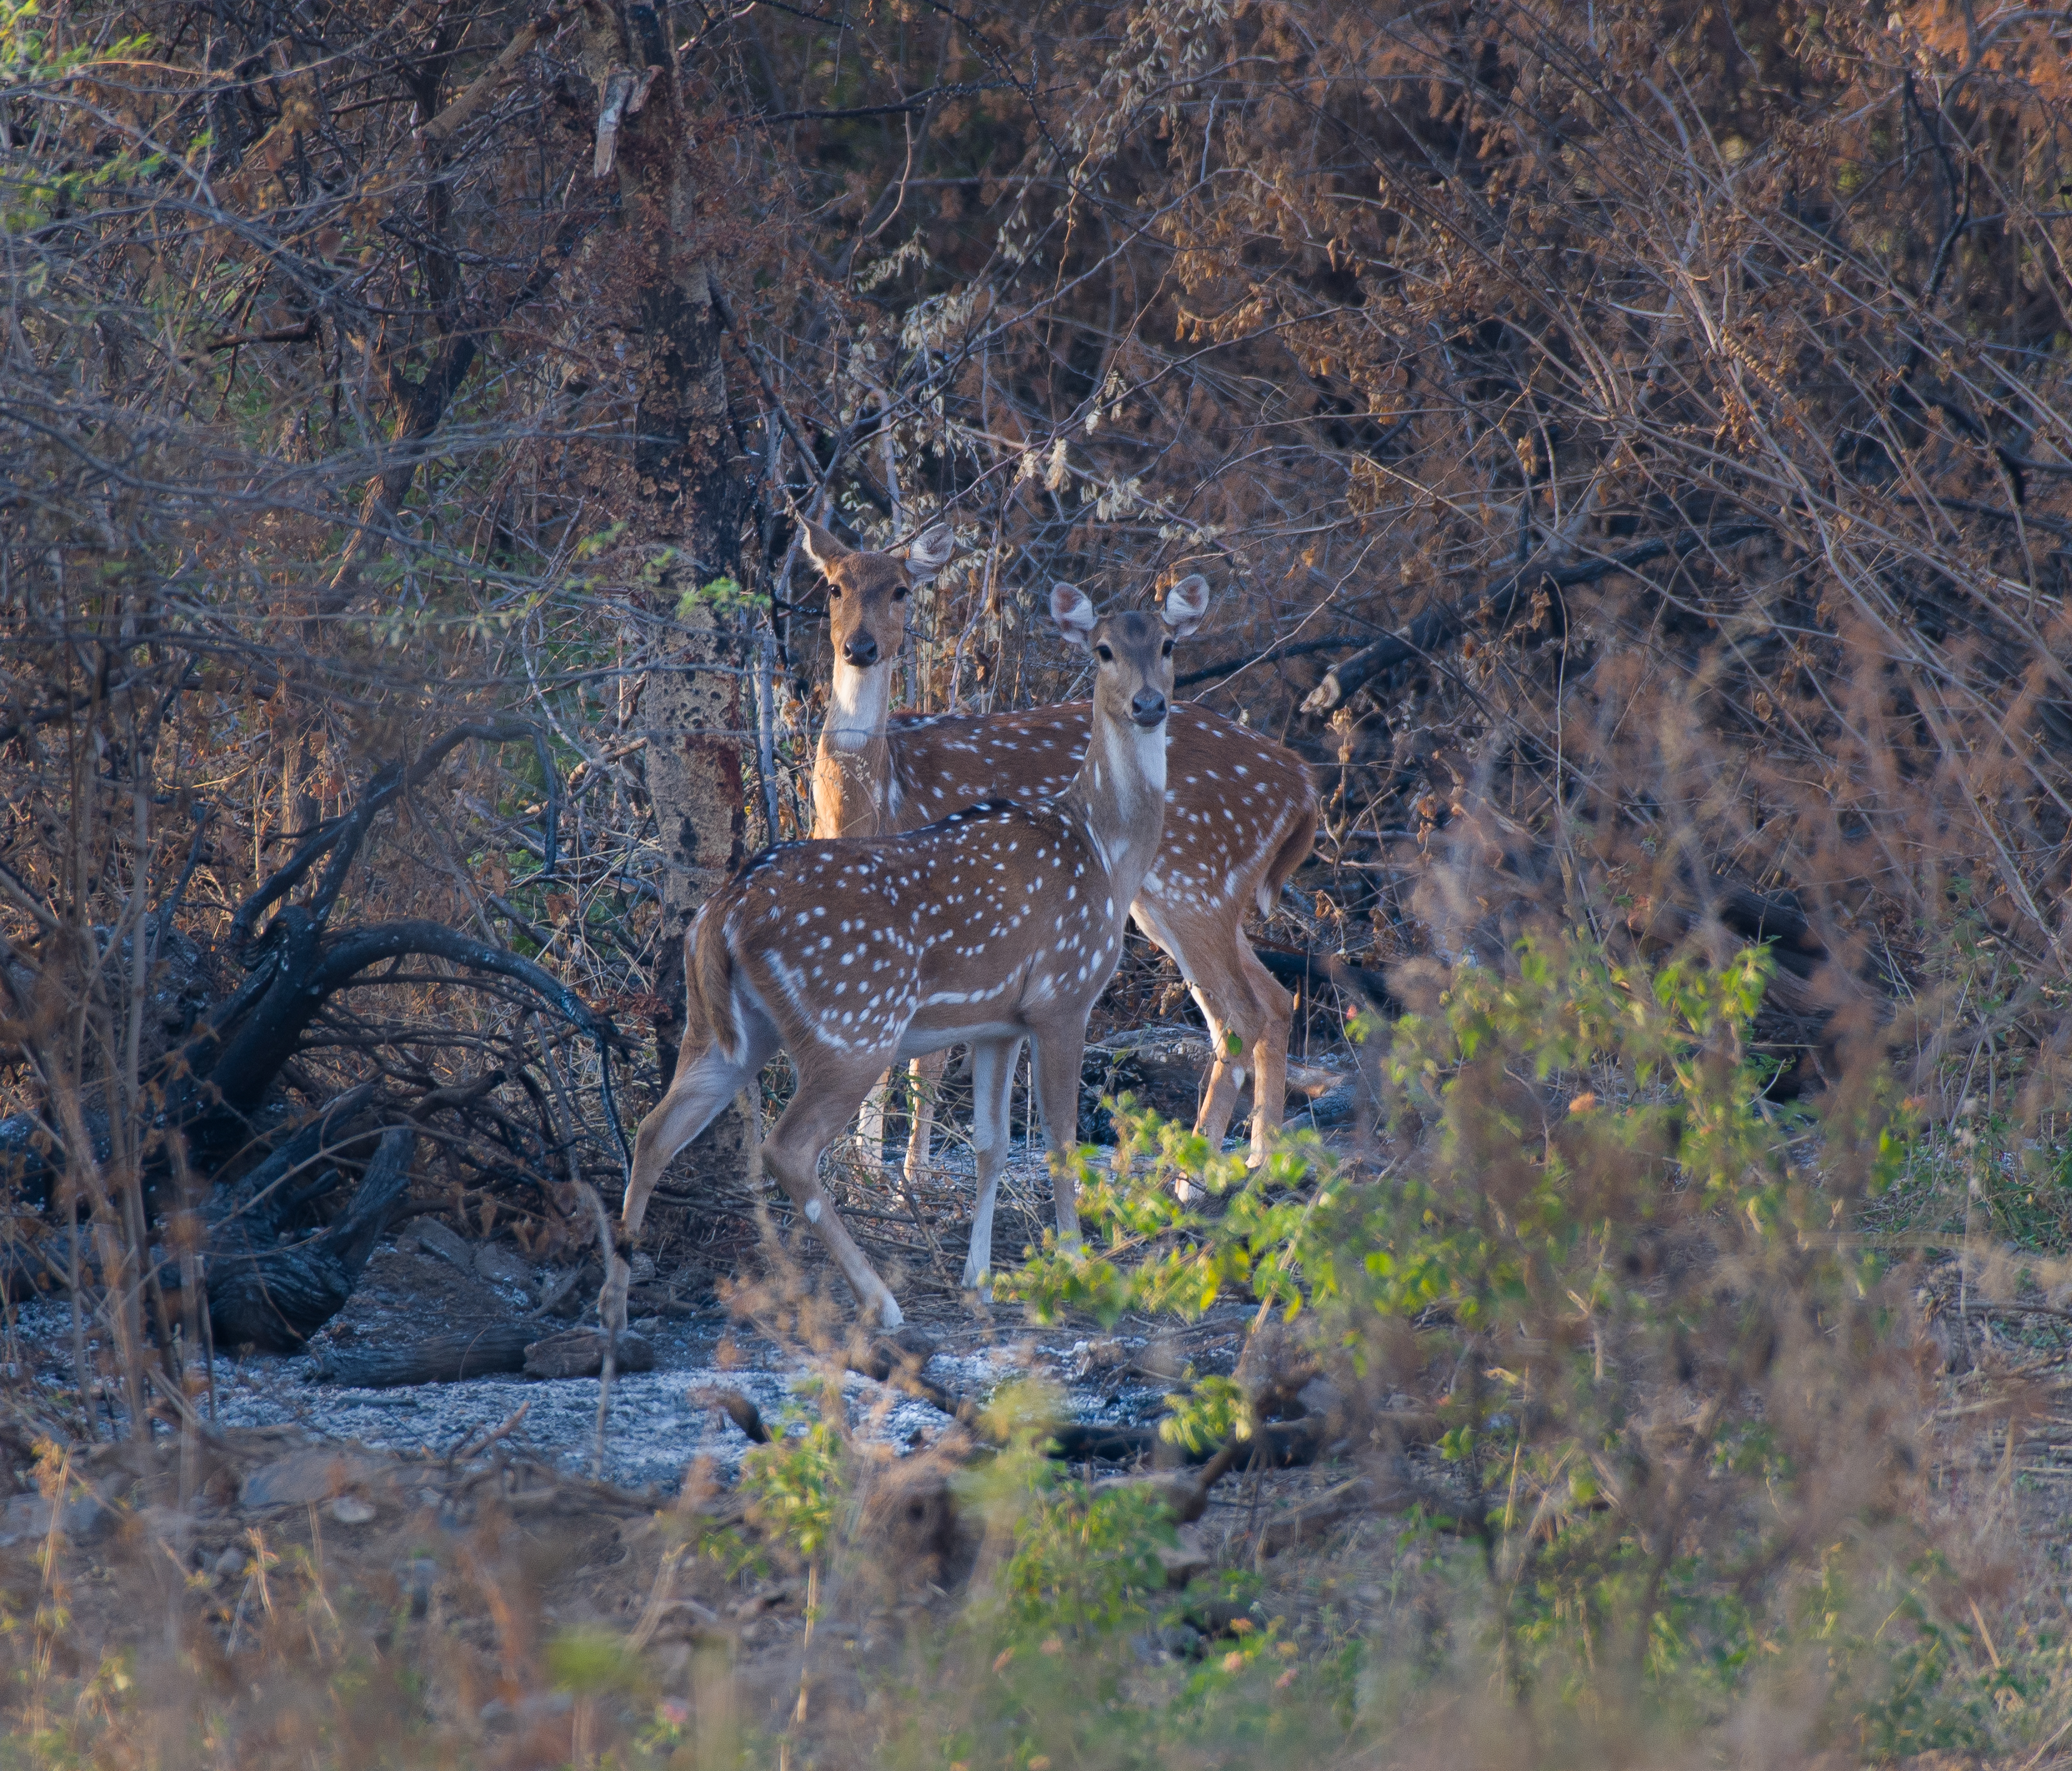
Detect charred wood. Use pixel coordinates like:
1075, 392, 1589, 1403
522, 1329, 655, 1379
310, 1321, 538, 1387
205, 1126, 414, 1351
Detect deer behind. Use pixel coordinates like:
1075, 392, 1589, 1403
803, 522, 1316, 1174
607, 577, 1211, 1327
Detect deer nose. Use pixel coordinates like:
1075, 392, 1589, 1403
842, 633, 879, 667
1130, 690, 1168, 729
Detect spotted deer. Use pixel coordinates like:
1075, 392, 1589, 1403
800, 520, 1317, 1176
804, 520, 957, 1179
606, 578, 1209, 1327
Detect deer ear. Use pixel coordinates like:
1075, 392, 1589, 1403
800, 518, 845, 575
899, 523, 955, 582
1162, 573, 1210, 638
1049, 582, 1099, 650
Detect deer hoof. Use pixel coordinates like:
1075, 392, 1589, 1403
874, 1292, 906, 1331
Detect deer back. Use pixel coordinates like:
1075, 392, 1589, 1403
704, 799, 1131, 1063
884, 703, 1313, 920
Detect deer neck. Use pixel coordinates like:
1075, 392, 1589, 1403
1065, 709, 1168, 903
812, 661, 897, 838
825, 658, 893, 751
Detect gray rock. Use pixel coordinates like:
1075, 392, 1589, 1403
241, 1447, 391, 1508
0, 1487, 113, 1548
1156, 1527, 1212, 1589
474, 1242, 533, 1291
404, 1555, 437, 1617
404, 1219, 473, 1272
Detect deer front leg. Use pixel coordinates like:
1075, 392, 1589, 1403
962, 1037, 1022, 1292
760, 1063, 905, 1328
1029, 1024, 1090, 1248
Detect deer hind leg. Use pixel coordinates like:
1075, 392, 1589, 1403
1029, 1023, 1090, 1247
962, 1036, 1022, 1292
902, 1050, 949, 1186
1237, 950, 1297, 1165
1189, 991, 1247, 1156
610, 1033, 770, 1335
1127, 901, 1231, 1193
760, 1056, 905, 1328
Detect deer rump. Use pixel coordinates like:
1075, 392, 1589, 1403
689, 796, 1125, 1074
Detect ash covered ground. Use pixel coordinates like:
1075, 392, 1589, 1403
0, 1139, 1212, 1492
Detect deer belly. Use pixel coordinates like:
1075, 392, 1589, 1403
896, 983, 1028, 1058
895, 1017, 1023, 1061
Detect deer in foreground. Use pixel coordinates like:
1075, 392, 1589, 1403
604, 578, 1209, 1329
800, 520, 1317, 1179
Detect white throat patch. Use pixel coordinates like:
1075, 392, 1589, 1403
826, 659, 892, 752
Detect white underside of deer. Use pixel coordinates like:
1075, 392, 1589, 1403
609, 581, 1208, 1328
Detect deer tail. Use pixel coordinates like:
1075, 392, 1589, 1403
689, 903, 744, 1064
1257, 800, 1318, 921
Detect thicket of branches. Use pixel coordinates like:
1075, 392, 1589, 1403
4, 0, 2072, 1345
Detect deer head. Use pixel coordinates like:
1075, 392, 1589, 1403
802, 518, 954, 748
1048, 573, 1209, 818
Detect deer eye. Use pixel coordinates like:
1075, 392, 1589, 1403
894, 586, 909, 601
1162, 639, 1174, 657
827, 583, 842, 598
1095, 643, 1114, 663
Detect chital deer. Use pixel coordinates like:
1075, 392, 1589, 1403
800, 520, 1317, 1176
607, 578, 1209, 1327
804, 520, 957, 1179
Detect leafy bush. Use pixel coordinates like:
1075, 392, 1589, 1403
1004, 931, 1980, 1740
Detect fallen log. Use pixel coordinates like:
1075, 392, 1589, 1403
522, 1330, 654, 1379
310, 1321, 537, 1387
1048, 1414, 1329, 1468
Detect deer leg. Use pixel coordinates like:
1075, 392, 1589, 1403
1243, 961, 1296, 1165
1188, 987, 1247, 1170
760, 1066, 905, 1328
1029, 1024, 1089, 1248
609, 1036, 766, 1336
1127, 901, 1232, 1186
856, 1072, 890, 1169
962, 1036, 1022, 1292
902, 1050, 949, 1186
